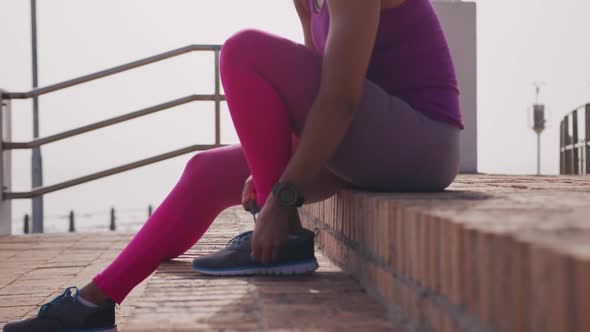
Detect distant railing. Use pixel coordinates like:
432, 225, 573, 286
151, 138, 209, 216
0, 44, 225, 230
560, 103, 590, 175
20, 204, 154, 234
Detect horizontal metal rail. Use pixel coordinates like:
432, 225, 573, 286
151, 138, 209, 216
1, 43, 226, 207
1, 44, 222, 100
561, 142, 590, 152
4, 143, 226, 199
2, 94, 225, 150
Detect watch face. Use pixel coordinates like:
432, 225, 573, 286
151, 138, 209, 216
273, 182, 304, 207
279, 187, 297, 205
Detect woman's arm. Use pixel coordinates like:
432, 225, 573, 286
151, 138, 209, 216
294, 0, 314, 48
252, 0, 382, 265
279, 0, 381, 192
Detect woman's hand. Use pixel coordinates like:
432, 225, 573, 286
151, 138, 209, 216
241, 175, 257, 212
251, 195, 291, 265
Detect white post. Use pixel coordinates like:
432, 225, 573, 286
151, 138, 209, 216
432, 0, 478, 173
0, 91, 13, 235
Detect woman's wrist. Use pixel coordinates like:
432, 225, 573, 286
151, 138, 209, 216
265, 194, 281, 211
264, 194, 292, 217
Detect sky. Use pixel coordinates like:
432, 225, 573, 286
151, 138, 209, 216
0, 0, 589, 232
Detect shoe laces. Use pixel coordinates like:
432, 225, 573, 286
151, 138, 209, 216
226, 231, 253, 247
39, 286, 79, 314
248, 201, 259, 223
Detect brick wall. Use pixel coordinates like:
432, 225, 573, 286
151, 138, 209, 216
300, 175, 590, 332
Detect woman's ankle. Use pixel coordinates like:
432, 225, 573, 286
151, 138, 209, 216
79, 282, 112, 305
287, 208, 304, 233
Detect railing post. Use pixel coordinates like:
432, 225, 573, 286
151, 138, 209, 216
572, 110, 579, 174
110, 207, 116, 231
24, 214, 30, 234
214, 50, 221, 145
586, 105, 590, 174
148, 204, 153, 217
564, 115, 572, 174
69, 210, 75, 232
560, 119, 565, 174
0, 90, 13, 235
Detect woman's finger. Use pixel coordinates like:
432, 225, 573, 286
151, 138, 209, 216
249, 192, 257, 206
261, 244, 273, 265
242, 176, 254, 211
243, 189, 257, 212
250, 241, 260, 262
270, 245, 280, 264
242, 193, 249, 211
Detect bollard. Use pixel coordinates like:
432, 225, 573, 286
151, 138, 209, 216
110, 208, 116, 231
24, 214, 30, 234
69, 210, 75, 232
148, 204, 153, 217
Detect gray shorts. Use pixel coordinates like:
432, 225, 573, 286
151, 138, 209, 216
303, 80, 461, 202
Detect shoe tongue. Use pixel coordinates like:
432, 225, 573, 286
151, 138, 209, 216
227, 231, 253, 248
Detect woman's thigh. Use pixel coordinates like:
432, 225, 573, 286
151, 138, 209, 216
222, 29, 322, 136
303, 167, 349, 203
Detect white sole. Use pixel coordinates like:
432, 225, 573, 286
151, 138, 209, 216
192, 259, 319, 276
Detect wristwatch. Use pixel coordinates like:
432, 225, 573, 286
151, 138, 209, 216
272, 181, 305, 207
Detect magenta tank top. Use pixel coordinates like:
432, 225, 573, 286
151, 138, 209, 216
309, 0, 463, 129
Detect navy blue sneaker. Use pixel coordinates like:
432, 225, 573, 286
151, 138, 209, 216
3, 287, 117, 332
192, 228, 319, 276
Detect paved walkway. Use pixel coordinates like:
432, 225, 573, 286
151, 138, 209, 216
0, 208, 394, 331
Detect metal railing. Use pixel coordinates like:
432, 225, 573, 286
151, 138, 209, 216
560, 103, 590, 175
0, 44, 225, 200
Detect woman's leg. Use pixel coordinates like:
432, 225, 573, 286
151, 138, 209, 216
220, 29, 326, 207
86, 142, 347, 305
90, 144, 250, 304
220, 29, 460, 195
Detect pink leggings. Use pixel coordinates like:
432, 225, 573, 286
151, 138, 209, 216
93, 30, 460, 303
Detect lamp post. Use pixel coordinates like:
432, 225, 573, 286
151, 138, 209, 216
30, 0, 44, 232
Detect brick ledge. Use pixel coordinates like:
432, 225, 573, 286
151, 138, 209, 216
299, 175, 590, 332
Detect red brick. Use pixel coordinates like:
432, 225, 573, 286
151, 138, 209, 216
574, 259, 590, 332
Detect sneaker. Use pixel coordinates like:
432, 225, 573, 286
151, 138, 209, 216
192, 228, 319, 276
3, 287, 117, 332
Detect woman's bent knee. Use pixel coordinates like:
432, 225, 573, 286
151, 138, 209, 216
183, 150, 223, 179
220, 29, 271, 69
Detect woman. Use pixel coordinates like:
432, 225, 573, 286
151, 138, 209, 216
4, 0, 462, 331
